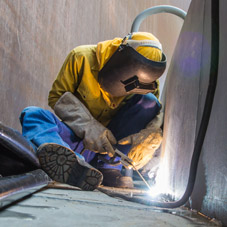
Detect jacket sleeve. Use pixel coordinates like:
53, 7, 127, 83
48, 50, 81, 109
152, 79, 160, 99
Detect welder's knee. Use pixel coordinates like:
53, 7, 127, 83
19, 106, 54, 125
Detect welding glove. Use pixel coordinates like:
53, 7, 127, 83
118, 112, 164, 170
54, 92, 116, 157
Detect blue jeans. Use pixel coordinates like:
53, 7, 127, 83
20, 94, 161, 170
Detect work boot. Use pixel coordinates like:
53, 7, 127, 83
99, 168, 134, 188
37, 143, 103, 191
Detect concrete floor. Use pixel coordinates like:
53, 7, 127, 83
0, 184, 221, 227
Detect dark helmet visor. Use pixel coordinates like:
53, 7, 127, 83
98, 44, 166, 97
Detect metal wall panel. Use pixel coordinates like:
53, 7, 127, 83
192, 0, 227, 223
162, 0, 227, 224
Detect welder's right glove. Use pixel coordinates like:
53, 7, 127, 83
54, 92, 116, 157
118, 112, 163, 170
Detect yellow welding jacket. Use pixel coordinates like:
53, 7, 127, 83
48, 32, 165, 126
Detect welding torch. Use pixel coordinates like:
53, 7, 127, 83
98, 148, 152, 190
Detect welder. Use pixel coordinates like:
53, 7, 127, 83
20, 32, 166, 190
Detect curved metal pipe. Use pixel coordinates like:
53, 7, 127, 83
0, 169, 50, 208
131, 5, 186, 33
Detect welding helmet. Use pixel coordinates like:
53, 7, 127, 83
98, 32, 166, 97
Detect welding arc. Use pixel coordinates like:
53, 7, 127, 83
99, 0, 220, 208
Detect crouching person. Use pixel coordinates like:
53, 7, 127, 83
20, 32, 166, 190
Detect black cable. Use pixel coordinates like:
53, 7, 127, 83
99, 0, 220, 208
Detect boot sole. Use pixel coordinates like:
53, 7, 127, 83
37, 143, 103, 191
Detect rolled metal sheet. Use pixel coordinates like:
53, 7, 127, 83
0, 169, 50, 208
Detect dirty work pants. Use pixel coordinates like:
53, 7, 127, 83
20, 94, 161, 170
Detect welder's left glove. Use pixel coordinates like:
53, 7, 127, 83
118, 112, 164, 170
54, 92, 116, 157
